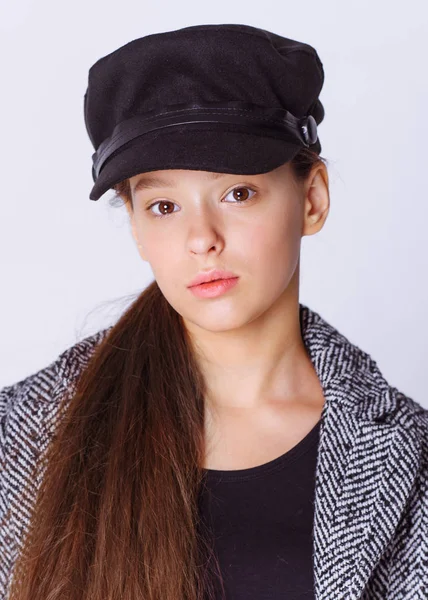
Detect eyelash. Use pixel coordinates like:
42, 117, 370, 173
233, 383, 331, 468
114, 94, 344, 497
145, 185, 257, 219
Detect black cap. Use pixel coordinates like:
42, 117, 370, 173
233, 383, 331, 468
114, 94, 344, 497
84, 23, 325, 201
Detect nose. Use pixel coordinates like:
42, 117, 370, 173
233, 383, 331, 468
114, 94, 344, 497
186, 205, 224, 255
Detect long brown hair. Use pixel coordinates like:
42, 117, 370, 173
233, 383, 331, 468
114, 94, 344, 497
9, 147, 327, 600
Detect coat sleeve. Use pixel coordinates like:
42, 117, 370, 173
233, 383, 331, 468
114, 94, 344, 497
419, 413, 428, 595
0, 357, 66, 600
0, 328, 113, 599
0, 326, 113, 459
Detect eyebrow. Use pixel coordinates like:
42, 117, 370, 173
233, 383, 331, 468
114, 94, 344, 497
132, 172, 228, 194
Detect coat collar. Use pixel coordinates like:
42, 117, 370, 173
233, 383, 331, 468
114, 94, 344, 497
299, 302, 398, 420
58, 302, 422, 599
299, 303, 422, 599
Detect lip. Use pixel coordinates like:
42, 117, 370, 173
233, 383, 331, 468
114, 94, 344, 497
188, 277, 239, 299
187, 268, 238, 288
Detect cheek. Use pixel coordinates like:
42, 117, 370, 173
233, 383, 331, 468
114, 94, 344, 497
239, 212, 301, 270
134, 222, 169, 261
141, 232, 182, 282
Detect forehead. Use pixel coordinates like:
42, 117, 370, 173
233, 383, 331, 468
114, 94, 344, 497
131, 170, 227, 193
130, 164, 290, 194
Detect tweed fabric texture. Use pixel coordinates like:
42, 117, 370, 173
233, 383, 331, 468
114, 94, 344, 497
1, 303, 427, 599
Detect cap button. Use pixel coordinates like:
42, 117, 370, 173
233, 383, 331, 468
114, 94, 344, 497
300, 115, 318, 146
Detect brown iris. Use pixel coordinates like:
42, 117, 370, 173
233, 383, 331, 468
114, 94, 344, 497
232, 187, 250, 201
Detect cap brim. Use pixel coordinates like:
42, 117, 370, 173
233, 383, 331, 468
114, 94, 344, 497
89, 124, 305, 201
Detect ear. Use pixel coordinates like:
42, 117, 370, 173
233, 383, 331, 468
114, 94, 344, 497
301, 163, 330, 237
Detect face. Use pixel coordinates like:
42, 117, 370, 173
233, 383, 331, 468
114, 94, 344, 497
124, 161, 329, 336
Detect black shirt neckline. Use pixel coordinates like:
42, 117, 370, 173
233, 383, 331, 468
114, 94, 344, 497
202, 418, 321, 482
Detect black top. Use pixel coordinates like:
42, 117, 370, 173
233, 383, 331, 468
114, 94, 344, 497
198, 419, 321, 600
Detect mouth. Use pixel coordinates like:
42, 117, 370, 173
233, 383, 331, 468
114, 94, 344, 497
188, 276, 239, 298
192, 277, 225, 286
188, 269, 238, 288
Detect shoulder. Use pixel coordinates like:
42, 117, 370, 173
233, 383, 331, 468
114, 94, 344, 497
0, 327, 112, 596
0, 326, 112, 449
385, 386, 428, 512
388, 384, 428, 439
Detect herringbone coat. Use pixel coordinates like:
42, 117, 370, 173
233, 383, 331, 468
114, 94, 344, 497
1, 304, 427, 599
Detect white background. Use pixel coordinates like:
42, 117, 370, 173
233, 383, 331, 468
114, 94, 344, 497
0, 0, 427, 407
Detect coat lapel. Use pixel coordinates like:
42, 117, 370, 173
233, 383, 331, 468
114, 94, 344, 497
299, 305, 422, 600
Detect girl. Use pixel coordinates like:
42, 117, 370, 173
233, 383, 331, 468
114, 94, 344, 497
1, 23, 426, 600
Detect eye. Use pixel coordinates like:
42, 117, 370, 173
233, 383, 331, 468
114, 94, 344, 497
146, 185, 257, 219
223, 186, 257, 204
146, 199, 179, 219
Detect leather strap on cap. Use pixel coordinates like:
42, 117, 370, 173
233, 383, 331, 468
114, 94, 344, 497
91, 101, 318, 179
